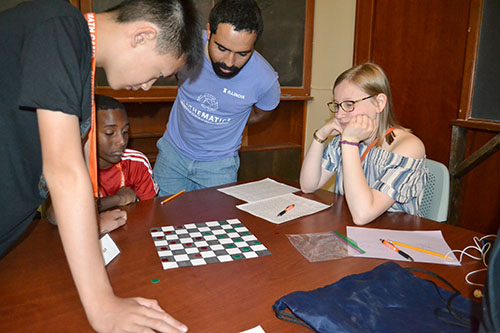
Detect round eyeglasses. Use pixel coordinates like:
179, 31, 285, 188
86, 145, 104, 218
327, 95, 374, 113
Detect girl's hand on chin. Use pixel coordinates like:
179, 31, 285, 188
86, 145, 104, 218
341, 115, 376, 142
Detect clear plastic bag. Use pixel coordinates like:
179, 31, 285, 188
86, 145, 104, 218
287, 232, 348, 262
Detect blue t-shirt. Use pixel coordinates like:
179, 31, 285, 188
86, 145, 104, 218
161, 33, 281, 161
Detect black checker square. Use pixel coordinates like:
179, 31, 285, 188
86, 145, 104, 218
177, 261, 194, 267
172, 249, 188, 256
159, 255, 175, 262
204, 257, 221, 264
214, 249, 229, 256
209, 225, 223, 231
257, 250, 271, 256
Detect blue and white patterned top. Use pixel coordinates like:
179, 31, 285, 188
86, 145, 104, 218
322, 136, 428, 216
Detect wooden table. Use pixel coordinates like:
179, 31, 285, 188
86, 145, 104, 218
0, 181, 486, 332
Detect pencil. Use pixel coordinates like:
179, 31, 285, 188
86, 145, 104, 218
390, 240, 452, 259
160, 189, 185, 205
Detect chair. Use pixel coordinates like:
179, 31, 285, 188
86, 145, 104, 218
419, 159, 450, 222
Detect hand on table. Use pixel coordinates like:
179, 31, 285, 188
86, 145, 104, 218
89, 296, 188, 333
99, 209, 127, 234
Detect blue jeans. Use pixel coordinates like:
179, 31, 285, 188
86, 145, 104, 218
153, 139, 240, 196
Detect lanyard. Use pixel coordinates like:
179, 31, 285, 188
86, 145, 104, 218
360, 126, 396, 162
84, 13, 98, 198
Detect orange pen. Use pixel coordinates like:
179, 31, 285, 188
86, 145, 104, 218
380, 239, 414, 262
277, 204, 295, 216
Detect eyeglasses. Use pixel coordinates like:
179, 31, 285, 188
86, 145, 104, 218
327, 95, 374, 113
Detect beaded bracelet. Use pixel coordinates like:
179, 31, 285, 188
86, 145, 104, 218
339, 140, 360, 148
313, 130, 327, 144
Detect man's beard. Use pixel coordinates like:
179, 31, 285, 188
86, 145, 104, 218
211, 61, 242, 79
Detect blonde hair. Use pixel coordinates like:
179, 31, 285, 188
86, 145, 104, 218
333, 62, 404, 146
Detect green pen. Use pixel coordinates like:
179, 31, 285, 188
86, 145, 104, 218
333, 230, 366, 254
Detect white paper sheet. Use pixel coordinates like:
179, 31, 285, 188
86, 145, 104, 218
239, 325, 266, 333
346, 227, 460, 266
217, 178, 299, 202
237, 193, 331, 224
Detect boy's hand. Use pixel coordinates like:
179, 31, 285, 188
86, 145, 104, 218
99, 209, 127, 234
88, 295, 188, 333
116, 187, 137, 206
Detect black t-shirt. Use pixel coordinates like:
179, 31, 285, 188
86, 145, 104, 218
0, 0, 92, 256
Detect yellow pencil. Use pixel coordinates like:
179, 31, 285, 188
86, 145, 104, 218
160, 189, 185, 205
391, 240, 452, 259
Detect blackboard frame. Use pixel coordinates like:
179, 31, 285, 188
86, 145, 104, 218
458, 0, 500, 132
81, 0, 315, 102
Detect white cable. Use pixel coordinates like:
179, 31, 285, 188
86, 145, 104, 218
465, 268, 488, 287
445, 234, 497, 287
445, 246, 482, 262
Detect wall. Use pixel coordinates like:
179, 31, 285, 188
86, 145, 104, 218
306, 0, 357, 190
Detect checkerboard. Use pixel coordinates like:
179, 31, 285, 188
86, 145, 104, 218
150, 219, 271, 270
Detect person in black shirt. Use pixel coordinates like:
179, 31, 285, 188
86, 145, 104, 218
0, 0, 201, 332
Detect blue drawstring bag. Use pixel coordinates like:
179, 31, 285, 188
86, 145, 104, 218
273, 262, 480, 332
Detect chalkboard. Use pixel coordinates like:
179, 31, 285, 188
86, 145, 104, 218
470, 0, 500, 122
93, 0, 309, 89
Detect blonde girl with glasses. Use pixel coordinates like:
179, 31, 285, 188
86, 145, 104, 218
300, 63, 428, 225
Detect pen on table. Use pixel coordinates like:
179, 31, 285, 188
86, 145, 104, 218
390, 240, 451, 259
277, 204, 295, 216
160, 189, 185, 205
380, 239, 414, 262
333, 230, 366, 254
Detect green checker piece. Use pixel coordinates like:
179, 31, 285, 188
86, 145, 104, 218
233, 238, 243, 242
241, 247, 251, 252
217, 234, 228, 239
220, 221, 228, 225
254, 241, 262, 245
227, 229, 236, 233
240, 231, 251, 236
232, 254, 243, 260
225, 243, 236, 249
203, 231, 212, 236
233, 224, 243, 228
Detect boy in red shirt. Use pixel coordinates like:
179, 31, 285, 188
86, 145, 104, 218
96, 94, 158, 209
50, 95, 158, 233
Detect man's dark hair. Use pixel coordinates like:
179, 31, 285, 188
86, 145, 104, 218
95, 95, 126, 112
209, 0, 263, 42
107, 0, 202, 68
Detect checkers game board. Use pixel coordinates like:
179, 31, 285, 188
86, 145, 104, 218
150, 219, 271, 270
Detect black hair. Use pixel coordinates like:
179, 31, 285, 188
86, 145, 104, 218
209, 0, 263, 41
95, 95, 126, 113
107, 0, 202, 68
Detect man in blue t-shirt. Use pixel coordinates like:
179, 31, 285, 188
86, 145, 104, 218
154, 0, 281, 196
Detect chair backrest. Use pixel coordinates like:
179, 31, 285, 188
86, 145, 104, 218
419, 159, 450, 222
